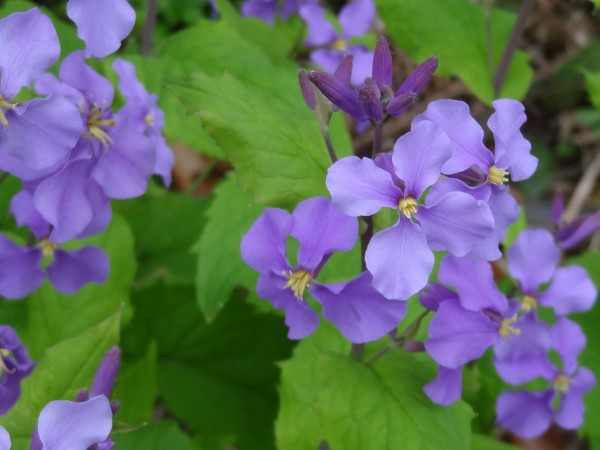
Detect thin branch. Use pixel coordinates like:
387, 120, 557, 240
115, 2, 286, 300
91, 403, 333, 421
564, 149, 600, 222
321, 127, 338, 163
141, 0, 159, 55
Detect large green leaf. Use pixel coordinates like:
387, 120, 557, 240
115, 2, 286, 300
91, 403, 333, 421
376, 0, 533, 103
113, 420, 198, 450
276, 324, 473, 450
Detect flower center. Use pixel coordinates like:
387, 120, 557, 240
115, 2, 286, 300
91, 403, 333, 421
0, 349, 14, 377
553, 374, 571, 393
39, 239, 57, 258
487, 166, 509, 186
331, 39, 348, 51
144, 114, 154, 126
398, 197, 418, 219
521, 295, 538, 312
499, 316, 521, 338
85, 105, 115, 149
0, 96, 17, 128
283, 270, 312, 300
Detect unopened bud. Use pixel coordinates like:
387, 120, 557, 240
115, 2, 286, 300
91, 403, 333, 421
373, 37, 393, 89
298, 71, 316, 110
386, 91, 417, 117
359, 78, 383, 121
309, 70, 367, 122
90, 346, 121, 398
396, 56, 438, 97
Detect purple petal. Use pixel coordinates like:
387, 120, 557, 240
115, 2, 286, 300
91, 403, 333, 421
539, 266, 596, 315
76, 180, 112, 239
310, 49, 343, 76
396, 57, 439, 97
507, 229, 559, 295
496, 390, 553, 439
424, 366, 462, 406
298, 71, 316, 110
552, 192, 564, 226
413, 100, 494, 174
152, 135, 175, 187
0, 235, 44, 299
241, 0, 276, 24
489, 99, 536, 182
256, 271, 319, 339
488, 186, 519, 242
366, 219, 434, 300
112, 58, 146, 102
67, 0, 135, 58
386, 92, 416, 118
291, 197, 358, 273
550, 317, 586, 375
438, 255, 507, 313
419, 282, 458, 311
425, 300, 499, 368
358, 78, 383, 121
373, 152, 405, 189
556, 367, 596, 430
0, 96, 83, 181
38, 396, 113, 450
310, 272, 406, 343
417, 192, 495, 256
372, 37, 392, 89
326, 156, 402, 216
348, 46, 374, 87
0, 8, 59, 99
333, 55, 353, 86
10, 190, 51, 239
392, 121, 452, 198
58, 51, 114, 106
308, 70, 367, 121
46, 246, 109, 294
339, 0, 375, 39
556, 213, 600, 250
299, 5, 337, 46
90, 347, 120, 398
241, 208, 292, 274
0, 426, 9, 450
0, 325, 36, 414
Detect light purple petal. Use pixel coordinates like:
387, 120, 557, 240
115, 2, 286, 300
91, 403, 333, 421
366, 219, 434, 300
67, 0, 135, 58
424, 366, 462, 406
299, 5, 336, 46
0, 8, 59, 99
539, 266, 596, 315
488, 187, 519, 242
326, 156, 402, 217
112, 58, 146, 102
413, 100, 494, 174
489, 99, 536, 181
0, 96, 83, 181
10, 190, 51, 239
555, 367, 596, 430
425, 300, 498, 368
256, 272, 319, 339
0, 235, 44, 300
241, 0, 276, 24
438, 255, 507, 313
550, 317, 586, 375
38, 396, 113, 450
241, 208, 292, 274
47, 246, 109, 294
0, 426, 9, 450
152, 135, 174, 187
419, 282, 458, 311
58, 51, 114, 106
496, 390, 553, 439
392, 121, 452, 198
310, 50, 344, 76
417, 192, 495, 256
339, 0, 375, 39
556, 213, 600, 250
77, 181, 112, 239
291, 197, 358, 273
348, 46, 374, 87
507, 229, 559, 295
373, 152, 405, 189
310, 272, 406, 343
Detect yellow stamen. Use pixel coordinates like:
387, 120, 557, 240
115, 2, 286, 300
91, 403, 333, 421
283, 270, 312, 300
554, 374, 571, 393
398, 197, 418, 219
0, 349, 14, 376
144, 114, 154, 126
521, 295, 538, 312
488, 166, 509, 186
39, 239, 57, 258
499, 316, 521, 338
84, 105, 115, 149
0, 97, 17, 128
331, 39, 348, 51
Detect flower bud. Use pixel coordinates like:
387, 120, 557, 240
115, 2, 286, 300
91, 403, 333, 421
298, 70, 316, 110
372, 37, 393, 89
396, 56, 438, 97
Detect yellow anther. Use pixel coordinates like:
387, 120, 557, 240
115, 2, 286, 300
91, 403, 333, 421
0, 349, 14, 376
554, 374, 571, 393
522, 295, 538, 312
283, 270, 312, 300
0, 97, 17, 128
398, 197, 418, 219
488, 166, 509, 186
144, 114, 154, 126
499, 316, 521, 338
331, 39, 348, 51
39, 239, 57, 258
84, 105, 116, 149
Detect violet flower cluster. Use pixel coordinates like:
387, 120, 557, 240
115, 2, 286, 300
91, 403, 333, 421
241, 0, 317, 25
0, 5, 174, 300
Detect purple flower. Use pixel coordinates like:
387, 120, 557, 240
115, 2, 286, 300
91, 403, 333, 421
424, 366, 463, 406
0, 9, 83, 181
0, 426, 9, 449
241, 0, 317, 25
326, 122, 495, 299
507, 229, 596, 315
496, 318, 596, 438
241, 197, 406, 342
552, 192, 600, 250
0, 326, 35, 415
67, 0, 135, 58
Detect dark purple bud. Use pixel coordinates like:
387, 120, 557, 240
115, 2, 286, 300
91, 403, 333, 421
334, 54, 354, 86
75, 389, 90, 403
556, 212, 600, 250
385, 91, 416, 117
298, 71, 316, 110
90, 346, 121, 398
551, 191, 564, 226
359, 78, 384, 121
396, 56, 439, 97
110, 400, 120, 415
309, 70, 367, 122
372, 37, 393, 89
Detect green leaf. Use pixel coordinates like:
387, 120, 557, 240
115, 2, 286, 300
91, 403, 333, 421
113, 420, 197, 450
123, 284, 294, 450
376, 0, 533, 103
585, 70, 600, 112
502, 206, 527, 248
471, 434, 518, 449
193, 176, 262, 320
276, 324, 473, 450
